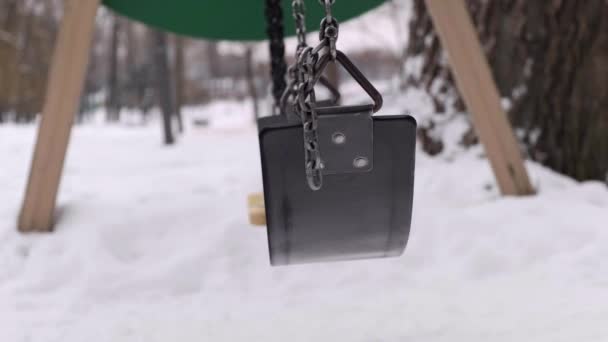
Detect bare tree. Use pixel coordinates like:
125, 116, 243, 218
388, 0, 409, 89
173, 35, 185, 133
150, 28, 175, 145
106, 14, 121, 122
244, 45, 259, 121
206, 40, 220, 79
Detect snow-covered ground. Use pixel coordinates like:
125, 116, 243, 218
1, 92, 608, 342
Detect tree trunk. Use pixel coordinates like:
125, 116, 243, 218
106, 15, 121, 122
151, 29, 175, 145
123, 20, 136, 110
244, 46, 259, 121
408, 0, 608, 183
206, 41, 219, 79
1, 0, 18, 122
173, 35, 185, 133
388, 0, 409, 90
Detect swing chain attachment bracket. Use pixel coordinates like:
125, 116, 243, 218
288, 0, 383, 191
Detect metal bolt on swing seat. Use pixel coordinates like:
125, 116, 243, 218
353, 157, 369, 169
332, 132, 346, 145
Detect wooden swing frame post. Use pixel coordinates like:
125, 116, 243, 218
424, 0, 534, 196
18, 0, 100, 232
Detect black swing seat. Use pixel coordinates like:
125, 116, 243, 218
258, 104, 417, 266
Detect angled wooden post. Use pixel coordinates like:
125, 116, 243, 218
18, 0, 100, 232
424, 0, 534, 196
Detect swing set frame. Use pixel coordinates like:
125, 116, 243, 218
17, 0, 534, 233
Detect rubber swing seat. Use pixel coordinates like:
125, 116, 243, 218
258, 106, 416, 265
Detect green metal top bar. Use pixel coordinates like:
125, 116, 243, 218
102, 0, 386, 41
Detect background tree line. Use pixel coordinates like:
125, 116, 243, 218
1, 0, 605, 183
0, 0, 402, 127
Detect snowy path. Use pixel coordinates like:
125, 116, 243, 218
1, 113, 608, 341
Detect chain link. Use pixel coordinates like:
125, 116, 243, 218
265, 0, 288, 115
295, 47, 323, 190
284, 0, 340, 190
319, 0, 339, 60
279, 0, 307, 114
292, 0, 307, 55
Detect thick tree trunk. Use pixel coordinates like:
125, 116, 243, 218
151, 29, 175, 145
408, 0, 608, 183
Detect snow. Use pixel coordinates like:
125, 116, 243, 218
1, 90, 607, 341
3, 1, 607, 339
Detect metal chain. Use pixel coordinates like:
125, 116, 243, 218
293, 0, 308, 55
318, 0, 339, 60
296, 47, 323, 190
290, 0, 340, 191
265, 0, 288, 115
280, 0, 307, 114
